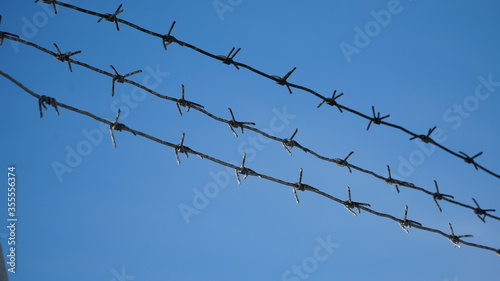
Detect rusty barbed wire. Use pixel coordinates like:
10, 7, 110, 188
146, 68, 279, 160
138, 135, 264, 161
2, 34, 499, 223
2, 70, 499, 256
32, 0, 500, 180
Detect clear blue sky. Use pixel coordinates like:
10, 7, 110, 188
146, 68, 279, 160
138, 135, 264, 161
1, 1, 500, 280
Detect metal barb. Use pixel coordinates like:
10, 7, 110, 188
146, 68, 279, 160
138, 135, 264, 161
38, 95, 59, 118
447, 223, 473, 248
109, 109, 122, 148
432, 180, 453, 212
220, 47, 241, 69
281, 128, 299, 155
471, 198, 496, 223
273, 67, 296, 94
34, 0, 57, 14
385, 165, 400, 193
227, 108, 255, 138
343, 186, 371, 216
0, 15, 20, 45
409, 126, 436, 143
109, 65, 142, 97
174, 132, 189, 165
108, 109, 136, 148
366, 106, 390, 131
459, 151, 483, 170
97, 4, 124, 31
234, 152, 260, 185
291, 168, 304, 204
398, 205, 422, 233
162, 21, 177, 50
317, 90, 343, 112
52, 43, 81, 72
175, 84, 204, 116
336, 151, 354, 173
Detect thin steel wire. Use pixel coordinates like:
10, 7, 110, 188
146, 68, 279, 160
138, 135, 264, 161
2, 70, 499, 257
2, 34, 498, 223
31, 0, 500, 180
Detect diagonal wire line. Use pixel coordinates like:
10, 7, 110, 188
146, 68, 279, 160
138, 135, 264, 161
2, 69, 499, 257
2, 34, 499, 223
30, 0, 500, 180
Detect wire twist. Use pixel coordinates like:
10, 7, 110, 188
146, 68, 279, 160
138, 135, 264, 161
342, 186, 371, 216
110, 65, 142, 97
398, 205, 422, 233
38, 95, 59, 118
176, 84, 204, 116
109, 109, 136, 148
97, 4, 123, 31
52, 43, 81, 72
227, 108, 255, 137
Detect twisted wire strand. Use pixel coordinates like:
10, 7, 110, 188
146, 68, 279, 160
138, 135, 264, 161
3, 34, 498, 223
1, 69, 498, 256
32, 0, 500, 180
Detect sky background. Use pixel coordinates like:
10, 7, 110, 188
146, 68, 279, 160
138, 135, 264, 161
1, 0, 500, 280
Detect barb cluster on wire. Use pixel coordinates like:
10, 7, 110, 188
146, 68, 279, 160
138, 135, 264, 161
2, 70, 499, 256
1, 34, 498, 223
25, 0, 500, 180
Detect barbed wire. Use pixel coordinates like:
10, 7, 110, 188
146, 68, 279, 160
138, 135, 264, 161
2, 34, 498, 223
1, 70, 499, 256
28, 0, 500, 180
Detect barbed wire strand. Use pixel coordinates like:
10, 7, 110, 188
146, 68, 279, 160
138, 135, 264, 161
2, 34, 498, 223
1, 69, 499, 256
4, 35, 500, 222
30, 0, 500, 180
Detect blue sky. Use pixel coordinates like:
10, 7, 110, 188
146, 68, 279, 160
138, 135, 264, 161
1, 1, 500, 280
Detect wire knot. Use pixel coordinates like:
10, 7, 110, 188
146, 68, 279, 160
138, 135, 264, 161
234, 152, 260, 185
431, 180, 453, 212
97, 4, 124, 31
227, 108, 255, 137
459, 151, 482, 170
291, 168, 309, 204
52, 43, 81, 72
471, 198, 496, 223
219, 47, 241, 69
343, 186, 371, 216
281, 128, 300, 155
398, 205, 422, 233
366, 106, 390, 130
162, 21, 178, 50
175, 84, 204, 116
335, 151, 354, 173
109, 109, 135, 148
34, 0, 58, 14
110, 122, 126, 132
385, 165, 400, 193
317, 90, 343, 112
409, 126, 436, 144
447, 223, 473, 248
272, 67, 296, 94
174, 132, 190, 165
109, 65, 142, 97
38, 95, 60, 118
